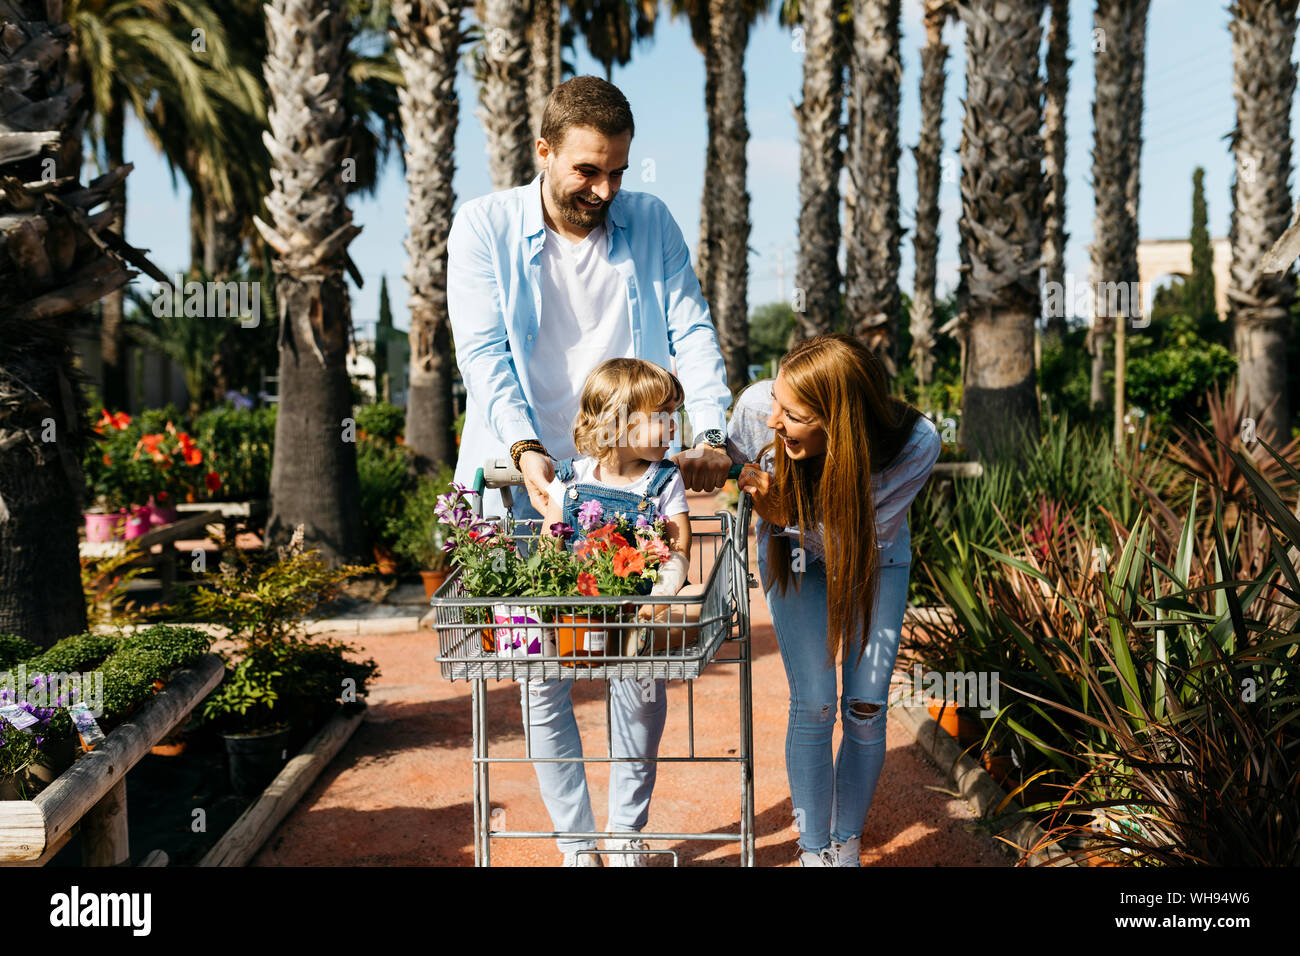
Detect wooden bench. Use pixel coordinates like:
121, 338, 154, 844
80, 510, 222, 602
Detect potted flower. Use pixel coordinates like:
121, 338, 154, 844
538, 503, 674, 662
83, 409, 136, 540
432, 483, 539, 656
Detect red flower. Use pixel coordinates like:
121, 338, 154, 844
102, 454, 112, 466
577, 572, 598, 596
109, 411, 131, 430
612, 547, 645, 578
468, 529, 480, 540
609, 532, 629, 550
136, 433, 166, 462
204, 472, 221, 493
574, 540, 594, 560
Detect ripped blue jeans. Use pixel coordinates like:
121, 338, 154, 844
757, 520, 910, 852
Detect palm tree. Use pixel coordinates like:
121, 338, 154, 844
395, 0, 467, 474
0, 0, 163, 646
844, 0, 901, 374
702, 0, 752, 389
253, 0, 366, 562
67, 0, 263, 409
1228, 0, 1298, 449
791, 0, 847, 341
569, 0, 659, 80
953, 0, 1043, 462
474, 0, 534, 189
528, 0, 566, 169
1087, 0, 1147, 434
1041, 0, 1069, 349
910, 0, 953, 386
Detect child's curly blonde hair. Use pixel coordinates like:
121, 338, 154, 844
572, 358, 685, 462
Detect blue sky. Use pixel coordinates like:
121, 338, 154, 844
118, 0, 1292, 337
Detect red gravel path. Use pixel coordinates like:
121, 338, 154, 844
252, 490, 1011, 867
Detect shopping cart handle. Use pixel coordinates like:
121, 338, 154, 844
470, 459, 747, 495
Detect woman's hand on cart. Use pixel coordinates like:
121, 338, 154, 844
737, 462, 786, 527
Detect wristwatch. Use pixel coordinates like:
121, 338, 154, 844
698, 428, 727, 450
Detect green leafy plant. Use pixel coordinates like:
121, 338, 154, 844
355, 402, 406, 443
189, 528, 379, 735
192, 404, 276, 501
387, 464, 455, 571
357, 433, 416, 552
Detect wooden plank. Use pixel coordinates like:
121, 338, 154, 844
81, 778, 128, 865
14, 655, 225, 863
198, 706, 365, 867
0, 801, 47, 862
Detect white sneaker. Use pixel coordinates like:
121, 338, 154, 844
828, 836, 862, 867
562, 846, 603, 866
797, 844, 836, 866
604, 837, 651, 866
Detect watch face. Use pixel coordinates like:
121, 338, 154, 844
702, 429, 725, 446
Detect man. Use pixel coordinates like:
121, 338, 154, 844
447, 76, 733, 866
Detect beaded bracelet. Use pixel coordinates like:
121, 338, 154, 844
510, 439, 547, 471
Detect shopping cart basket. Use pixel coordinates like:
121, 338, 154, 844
430, 456, 756, 865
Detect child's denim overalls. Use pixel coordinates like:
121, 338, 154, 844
554, 456, 679, 535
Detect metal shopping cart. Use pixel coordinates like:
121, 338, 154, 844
430, 457, 755, 866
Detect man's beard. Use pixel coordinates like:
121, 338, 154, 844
548, 175, 607, 229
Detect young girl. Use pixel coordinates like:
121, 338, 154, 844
529, 357, 696, 867
727, 333, 941, 866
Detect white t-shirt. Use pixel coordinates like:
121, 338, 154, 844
546, 457, 690, 520
528, 215, 632, 460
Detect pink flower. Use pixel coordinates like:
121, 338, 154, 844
642, 536, 670, 564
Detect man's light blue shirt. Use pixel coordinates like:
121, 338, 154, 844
448, 169, 732, 513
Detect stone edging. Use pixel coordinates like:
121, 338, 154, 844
892, 704, 1078, 867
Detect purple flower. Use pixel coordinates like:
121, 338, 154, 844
548, 521, 575, 541
577, 499, 603, 530
635, 514, 650, 529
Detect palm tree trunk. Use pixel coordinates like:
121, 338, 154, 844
1089, 0, 1144, 414
1041, 0, 1070, 350
0, 0, 161, 646
101, 97, 128, 411
794, 0, 845, 342
1115, 0, 1149, 449
396, 0, 465, 475
707, 0, 751, 390
697, 12, 717, 308
954, 0, 1044, 462
254, 0, 366, 563
910, 0, 951, 386
476, 0, 534, 189
1228, 0, 1298, 449
528, 0, 562, 175
845, 0, 902, 375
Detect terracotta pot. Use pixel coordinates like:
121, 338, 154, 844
981, 752, 1016, 785
926, 703, 984, 745
420, 569, 450, 600
84, 511, 125, 542
373, 544, 398, 575
150, 739, 187, 757
553, 609, 632, 665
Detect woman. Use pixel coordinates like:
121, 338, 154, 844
726, 333, 941, 866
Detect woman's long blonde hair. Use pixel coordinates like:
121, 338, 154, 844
573, 358, 684, 463
762, 333, 922, 665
